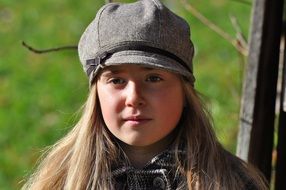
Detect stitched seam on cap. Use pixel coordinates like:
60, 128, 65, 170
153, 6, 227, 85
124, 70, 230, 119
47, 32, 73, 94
99, 41, 161, 52
152, 0, 161, 43
108, 50, 170, 56
97, 4, 111, 48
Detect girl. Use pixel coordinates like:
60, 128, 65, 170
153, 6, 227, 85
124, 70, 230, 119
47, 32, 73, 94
23, 0, 268, 189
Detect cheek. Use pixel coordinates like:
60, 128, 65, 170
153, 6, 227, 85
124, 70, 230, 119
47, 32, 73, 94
151, 88, 184, 123
97, 87, 123, 126
161, 97, 183, 121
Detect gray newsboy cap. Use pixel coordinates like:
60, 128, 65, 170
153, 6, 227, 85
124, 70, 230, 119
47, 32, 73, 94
78, 0, 195, 85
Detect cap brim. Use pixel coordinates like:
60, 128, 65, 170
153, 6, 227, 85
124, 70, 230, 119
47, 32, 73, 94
97, 50, 194, 79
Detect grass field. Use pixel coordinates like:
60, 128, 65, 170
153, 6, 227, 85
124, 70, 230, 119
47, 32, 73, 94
0, 0, 252, 189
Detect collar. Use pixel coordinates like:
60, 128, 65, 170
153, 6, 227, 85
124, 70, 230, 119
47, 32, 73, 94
111, 146, 187, 190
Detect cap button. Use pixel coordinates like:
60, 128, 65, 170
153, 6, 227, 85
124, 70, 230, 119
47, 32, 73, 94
153, 176, 166, 189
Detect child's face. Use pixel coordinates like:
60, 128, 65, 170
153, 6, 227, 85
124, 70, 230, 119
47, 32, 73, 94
97, 64, 184, 147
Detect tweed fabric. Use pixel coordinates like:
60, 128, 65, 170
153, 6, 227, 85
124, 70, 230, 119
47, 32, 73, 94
78, 0, 195, 85
110, 148, 261, 190
111, 149, 187, 190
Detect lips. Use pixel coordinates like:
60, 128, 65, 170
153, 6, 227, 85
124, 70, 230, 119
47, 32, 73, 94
123, 116, 152, 124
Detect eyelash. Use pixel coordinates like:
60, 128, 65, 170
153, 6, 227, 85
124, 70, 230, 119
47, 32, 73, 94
106, 75, 163, 85
146, 75, 163, 82
108, 78, 125, 84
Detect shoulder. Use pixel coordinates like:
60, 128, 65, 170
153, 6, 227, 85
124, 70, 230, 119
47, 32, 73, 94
224, 150, 268, 190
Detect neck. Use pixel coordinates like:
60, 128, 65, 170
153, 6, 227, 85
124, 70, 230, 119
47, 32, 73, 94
119, 133, 175, 169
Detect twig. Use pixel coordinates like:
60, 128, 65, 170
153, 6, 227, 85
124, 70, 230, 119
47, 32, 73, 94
229, 15, 248, 52
180, 0, 248, 56
22, 41, 77, 54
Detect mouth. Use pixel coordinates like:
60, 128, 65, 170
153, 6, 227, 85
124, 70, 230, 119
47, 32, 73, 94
123, 116, 152, 125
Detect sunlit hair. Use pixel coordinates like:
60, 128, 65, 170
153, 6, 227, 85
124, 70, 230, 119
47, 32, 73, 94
173, 78, 268, 189
22, 77, 268, 190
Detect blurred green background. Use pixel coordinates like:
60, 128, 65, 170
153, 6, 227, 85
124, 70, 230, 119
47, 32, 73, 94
0, 0, 252, 189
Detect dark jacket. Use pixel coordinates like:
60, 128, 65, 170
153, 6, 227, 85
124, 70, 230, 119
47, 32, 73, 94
111, 148, 260, 190
111, 149, 186, 190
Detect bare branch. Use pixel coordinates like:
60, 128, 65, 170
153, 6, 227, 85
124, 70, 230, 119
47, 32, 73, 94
180, 0, 248, 56
22, 41, 77, 54
229, 15, 248, 51
23, 1, 112, 54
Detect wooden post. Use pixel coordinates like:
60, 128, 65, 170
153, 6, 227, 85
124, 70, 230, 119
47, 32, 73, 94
275, 33, 286, 190
236, 0, 267, 161
237, 0, 283, 182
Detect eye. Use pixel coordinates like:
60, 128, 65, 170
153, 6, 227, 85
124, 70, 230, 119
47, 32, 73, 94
108, 78, 125, 84
146, 75, 163, 82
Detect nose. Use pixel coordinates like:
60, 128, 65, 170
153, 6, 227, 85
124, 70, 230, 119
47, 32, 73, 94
125, 81, 146, 107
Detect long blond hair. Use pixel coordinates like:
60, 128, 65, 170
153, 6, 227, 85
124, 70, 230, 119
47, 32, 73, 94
174, 80, 268, 189
22, 78, 268, 189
